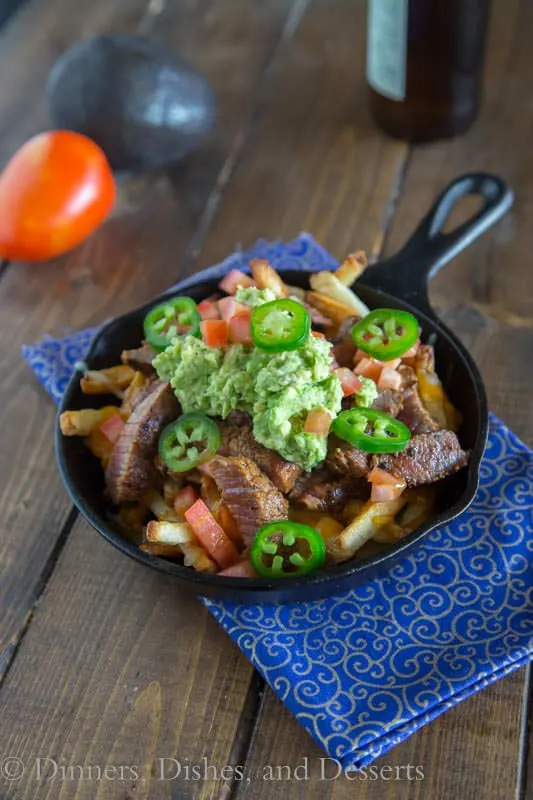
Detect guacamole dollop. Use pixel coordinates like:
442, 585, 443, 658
153, 334, 342, 470
354, 376, 378, 407
235, 286, 276, 307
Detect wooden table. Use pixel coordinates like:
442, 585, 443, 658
0, 1, 531, 798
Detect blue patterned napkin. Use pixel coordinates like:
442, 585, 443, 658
23, 235, 533, 770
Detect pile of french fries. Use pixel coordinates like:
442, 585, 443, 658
60, 251, 454, 571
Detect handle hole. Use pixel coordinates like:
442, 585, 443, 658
439, 194, 485, 234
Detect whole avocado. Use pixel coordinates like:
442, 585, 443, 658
46, 35, 216, 172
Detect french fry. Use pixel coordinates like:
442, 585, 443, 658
309, 271, 370, 317
140, 542, 183, 558
145, 520, 195, 545
143, 489, 179, 522
415, 346, 461, 432
398, 487, 435, 531
80, 365, 135, 396
285, 285, 306, 301
305, 290, 359, 327
180, 540, 218, 573
334, 251, 368, 286
326, 497, 407, 564
59, 406, 121, 437
121, 371, 146, 417
250, 259, 288, 298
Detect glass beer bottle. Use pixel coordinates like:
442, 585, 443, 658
366, 0, 491, 141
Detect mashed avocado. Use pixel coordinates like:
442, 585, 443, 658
235, 286, 276, 307
354, 376, 378, 407
153, 334, 342, 470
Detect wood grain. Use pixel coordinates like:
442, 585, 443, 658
0, 518, 256, 800
197, 0, 408, 267
233, 2, 531, 799
0, 0, 293, 675
234, 669, 524, 800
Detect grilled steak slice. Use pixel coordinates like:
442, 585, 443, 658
337, 315, 359, 338
106, 381, 179, 504
209, 456, 288, 543
371, 388, 402, 417
330, 315, 359, 367
327, 435, 370, 478
226, 410, 253, 427
397, 366, 440, 434
372, 430, 468, 487
219, 424, 301, 493
121, 342, 157, 375
289, 468, 368, 512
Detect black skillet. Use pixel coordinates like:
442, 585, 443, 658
56, 172, 514, 603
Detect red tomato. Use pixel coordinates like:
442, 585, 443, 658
201, 319, 228, 348
303, 409, 332, 435
311, 331, 326, 339
218, 296, 249, 322
368, 467, 405, 502
228, 311, 252, 344
0, 131, 115, 261
197, 300, 220, 321
354, 357, 382, 382
185, 499, 239, 569
173, 486, 198, 519
219, 269, 255, 294
377, 366, 402, 391
218, 558, 258, 578
99, 413, 124, 445
335, 367, 363, 397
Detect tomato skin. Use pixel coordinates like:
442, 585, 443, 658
0, 131, 116, 261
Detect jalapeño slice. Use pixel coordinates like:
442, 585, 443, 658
332, 407, 411, 454
144, 296, 201, 352
351, 308, 419, 361
158, 413, 221, 473
251, 299, 310, 352
250, 521, 326, 578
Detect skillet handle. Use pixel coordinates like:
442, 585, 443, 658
361, 173, 514, 319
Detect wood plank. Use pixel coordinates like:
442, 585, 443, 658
197, 0, 408, 266
0, 0, 411, 796
0, 0, 294, 673
234, 670, 524, 799
0, 519, 257, 800
234, 2, 531, 799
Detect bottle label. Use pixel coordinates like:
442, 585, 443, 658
366, 0, 408, 101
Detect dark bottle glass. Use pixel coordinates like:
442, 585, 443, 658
366, 0, 491, 141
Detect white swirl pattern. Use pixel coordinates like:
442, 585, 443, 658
22, 234, 533, 769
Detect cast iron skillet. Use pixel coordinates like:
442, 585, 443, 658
56, 173, 513, 603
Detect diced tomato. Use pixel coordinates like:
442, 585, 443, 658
368, 467, 406, 502
197, 300, 220, 321
217, 296, 249, 322
353, 349, 368, 364
354, 357, 383, 382
304, 409, 332, 436
99, 413, 124, 445
335, 367, 363, 398
196, 460, 213, 476
219, 269, 255, 295
201, 319, 228, 348
371, 483, 405, 501
185, 498, 239, 569
218, 558, 257, 578
173, 486, 198, 518
402, 339, 420, 359
228, 310, 252, 344
311, 331, 326, 339
381, 358, 401, 370
377, 366, 402, 391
